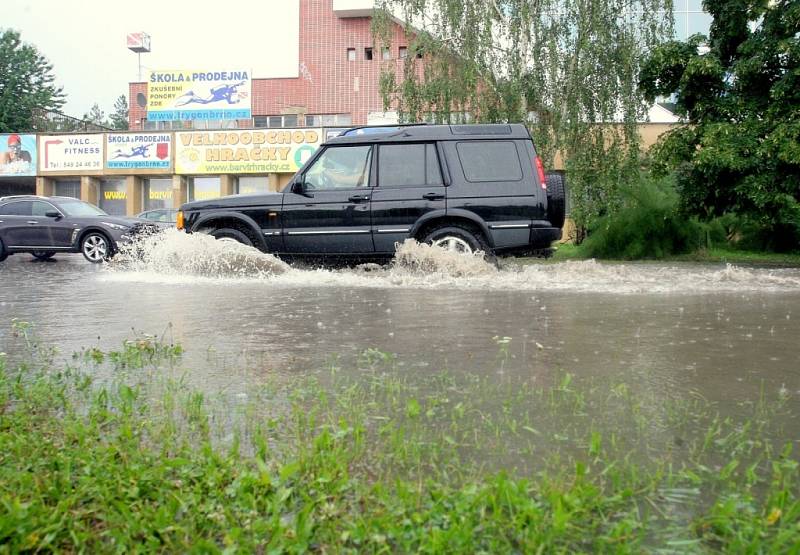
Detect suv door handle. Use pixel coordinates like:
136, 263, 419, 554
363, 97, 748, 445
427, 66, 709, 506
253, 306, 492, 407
348, 194, 370, 203
422, 193, 445, 200
26, 220, 38, 224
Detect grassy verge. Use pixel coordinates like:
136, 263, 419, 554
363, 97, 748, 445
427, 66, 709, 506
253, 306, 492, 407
544, 244, 800, 266
1, 329, 798, 552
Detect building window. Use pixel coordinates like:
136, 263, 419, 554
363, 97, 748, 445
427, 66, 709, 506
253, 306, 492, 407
305, 114, 353, 127
189, 177, 221, 202
347, 48, 356, 61
364, 47, 373, 60
382, 47, 391, 60
99, 178, 127, 216
237, 176, 270, 195
143, 119, 187, 131
191, 119, 237, 130
673, 0, 713, 40
253, 115, 300, 128
54, 180, 80, 199
399, 46, 408, 59
424, 111, 473, 124
144, 178, 173, 211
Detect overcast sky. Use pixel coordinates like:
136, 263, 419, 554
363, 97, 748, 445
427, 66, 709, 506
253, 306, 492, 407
5, 0, 301, 118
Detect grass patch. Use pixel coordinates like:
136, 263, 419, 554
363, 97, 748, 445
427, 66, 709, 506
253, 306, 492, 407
0, 330, 798, 552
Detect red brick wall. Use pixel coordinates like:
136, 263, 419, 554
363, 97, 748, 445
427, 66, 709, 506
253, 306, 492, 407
129, 0, 413, 130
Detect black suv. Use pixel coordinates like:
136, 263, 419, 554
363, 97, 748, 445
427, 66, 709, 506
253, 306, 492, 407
0, 196, 157, 263
177, 124, 565, 258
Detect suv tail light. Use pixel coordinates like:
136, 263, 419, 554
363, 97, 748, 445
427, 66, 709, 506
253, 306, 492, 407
535, 156, 547, 190
176, 210, 184, 230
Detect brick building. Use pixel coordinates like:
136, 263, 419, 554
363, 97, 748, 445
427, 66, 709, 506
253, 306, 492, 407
128, 0, 409, 132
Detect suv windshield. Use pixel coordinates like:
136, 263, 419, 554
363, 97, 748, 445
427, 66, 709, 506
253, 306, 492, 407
58, 200, 107, 217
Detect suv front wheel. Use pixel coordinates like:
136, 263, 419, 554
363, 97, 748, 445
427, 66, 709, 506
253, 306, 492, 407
81, 232, 111, 263
422, 224, 490, 256
209, 228, 253, 246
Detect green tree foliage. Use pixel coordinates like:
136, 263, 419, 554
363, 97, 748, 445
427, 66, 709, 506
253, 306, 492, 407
82, 103, 108, 127
640, 0, 800, 251
0, 29, 65, 132
373, 0, 672, 236
110, 94, 129, 130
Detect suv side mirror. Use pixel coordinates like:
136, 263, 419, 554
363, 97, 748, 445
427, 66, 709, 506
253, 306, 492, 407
291, 180, 314, 197
45, 211, 61, 218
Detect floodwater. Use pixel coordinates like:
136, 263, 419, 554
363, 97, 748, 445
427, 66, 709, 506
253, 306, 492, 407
1, 231, 799, 418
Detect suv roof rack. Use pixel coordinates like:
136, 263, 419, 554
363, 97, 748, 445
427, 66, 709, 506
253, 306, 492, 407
0, 195, 41, 202
339, 123, 428, 137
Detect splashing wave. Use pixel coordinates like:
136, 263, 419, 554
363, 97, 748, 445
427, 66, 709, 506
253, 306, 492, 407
101, 230, 800, 294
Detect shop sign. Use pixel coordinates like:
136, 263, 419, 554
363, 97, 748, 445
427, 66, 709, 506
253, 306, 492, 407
175, 129, 321, 174
147, 69, 251, 121
39, 134, 103, 172
0, 133, 37, 176
106, 133, 172, 169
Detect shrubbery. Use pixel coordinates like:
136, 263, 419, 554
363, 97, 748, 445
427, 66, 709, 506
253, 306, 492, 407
578, 175, 703, 259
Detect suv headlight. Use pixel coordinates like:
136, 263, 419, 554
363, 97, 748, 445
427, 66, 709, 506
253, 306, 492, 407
101, 222, 131, 231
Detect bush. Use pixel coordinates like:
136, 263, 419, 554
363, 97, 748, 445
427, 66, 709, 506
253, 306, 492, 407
580, 175, 703, 259
707, 213, 800, 253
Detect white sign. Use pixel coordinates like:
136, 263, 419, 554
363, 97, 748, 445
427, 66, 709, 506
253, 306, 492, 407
39, 134, 103, 172
106, 133, 171, 169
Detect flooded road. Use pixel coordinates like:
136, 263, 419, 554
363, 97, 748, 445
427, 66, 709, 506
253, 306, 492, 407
1, 233, 799, 420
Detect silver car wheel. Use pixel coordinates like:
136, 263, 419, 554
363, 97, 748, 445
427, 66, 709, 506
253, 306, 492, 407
432, 236, 474, 254
83, 234, 108, 263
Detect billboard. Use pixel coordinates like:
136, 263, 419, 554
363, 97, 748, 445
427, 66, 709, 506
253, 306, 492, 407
106, 133, 171, 169
126, 32, 151, 53
147, 70, 251, 121
39, 134, 103, 172
0, 133, 37, 176
175, 129, 322, 174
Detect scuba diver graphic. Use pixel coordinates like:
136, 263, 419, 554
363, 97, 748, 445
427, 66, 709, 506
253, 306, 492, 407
174, 81, 246, 107
112, 144, 152, 159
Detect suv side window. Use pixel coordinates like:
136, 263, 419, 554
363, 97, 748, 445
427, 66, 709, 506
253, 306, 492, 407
304, 145, 373, 190
456, 141, 523, 183
0, 201, 32, 216
379, 143, 442, 187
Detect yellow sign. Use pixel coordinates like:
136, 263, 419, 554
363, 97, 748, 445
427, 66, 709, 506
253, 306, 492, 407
175, 129, 322, 174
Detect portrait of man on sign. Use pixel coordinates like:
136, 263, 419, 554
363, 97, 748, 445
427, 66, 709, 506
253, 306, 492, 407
0, 134, 33, 172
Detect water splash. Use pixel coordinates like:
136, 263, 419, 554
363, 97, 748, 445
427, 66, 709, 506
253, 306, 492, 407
102, 231, 800, 294
392, 239, 497, 277
110, 228, 290, 279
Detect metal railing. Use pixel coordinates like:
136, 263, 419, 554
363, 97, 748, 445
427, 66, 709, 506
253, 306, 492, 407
29, 109, 112, 133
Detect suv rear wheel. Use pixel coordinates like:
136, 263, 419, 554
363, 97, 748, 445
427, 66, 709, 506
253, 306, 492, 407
0, 239, 7, 262
209, 228, 253, 247
422, 224, 490, 256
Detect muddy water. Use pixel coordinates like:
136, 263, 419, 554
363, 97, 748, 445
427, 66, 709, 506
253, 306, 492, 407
1, 232, 799, 418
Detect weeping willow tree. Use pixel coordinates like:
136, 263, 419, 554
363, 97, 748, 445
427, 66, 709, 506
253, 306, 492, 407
373, 0, 673, 238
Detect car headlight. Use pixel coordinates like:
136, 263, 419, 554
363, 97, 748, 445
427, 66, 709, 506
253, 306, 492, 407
101, 222, 131, 231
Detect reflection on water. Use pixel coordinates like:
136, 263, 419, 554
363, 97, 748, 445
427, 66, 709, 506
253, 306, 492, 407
1, 235, 799, 422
